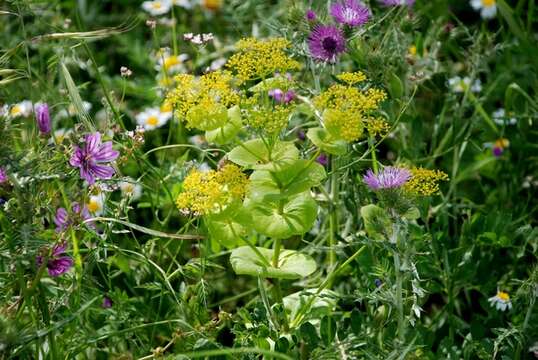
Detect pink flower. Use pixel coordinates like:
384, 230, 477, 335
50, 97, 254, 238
70, 132, 119, 184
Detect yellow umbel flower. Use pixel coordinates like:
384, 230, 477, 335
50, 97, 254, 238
366, 117, 390, 137
337, 71, 367, 85
176, 164, 248, 215
314, 77, 387, 142
405, 167, 449, 196
246, 104, 292, 134
166, 71, 240, 130
226, 38, 301, 81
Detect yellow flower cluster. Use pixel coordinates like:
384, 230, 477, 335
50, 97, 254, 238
166, 71, 240, 129
226, 38, 301, 81
337, 71, 367, 85
314, 81, 387, 142
366, 117, 390, 137
323, 109, 363, 142
405, 167, 449, 196
246, 105, 292, 134
176, 164, 248, 215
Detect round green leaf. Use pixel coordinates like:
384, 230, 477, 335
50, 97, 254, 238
227, 138, 299, 171
205, 217, 244, 249
306, 127, 347, 155
248, 160, 327, 201
205, 106, 243, 144
230, 246, 317, 279
246, 192, 317, 239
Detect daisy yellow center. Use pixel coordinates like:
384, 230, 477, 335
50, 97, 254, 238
481, 0, 495, 7
146, 115, 159, 126
164, 57, 179, 70
408, 45, 417, 56
497, 291, 510, 301
152, 2, 162, 9
202, 0, 223, 10
10, 106, 21, 115
87, 200, 100, 213
124, 184, 134, 194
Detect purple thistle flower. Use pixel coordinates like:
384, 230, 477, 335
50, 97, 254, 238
36, 243, 73, 277
102, 296, 113, 308
316, 153, 329, 167
331, 0, 370, 27
308, 25, 346, 63
0, 167, 7, 184
35, 103, 51, 135
306, 9, 317, 21
363, 167, 411, 190
379, 0, 415, 6
69, 132, 119, 185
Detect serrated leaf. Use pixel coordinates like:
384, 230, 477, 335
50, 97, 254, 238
230, 246, 317, 279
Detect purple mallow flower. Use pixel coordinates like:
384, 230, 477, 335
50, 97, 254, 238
363, 167, 411, 190
54, 202, 92, 232
35, 103, 51, 135
0, 167, 7, 184
330, 0, 370, 27
306, 9, 317, 21
379, 0, 414, 6
308, 25, 346, 63
269, 89, 296, 104
102, 296, 113, 308
70, 132, 119, 185
36, 243, 73, 277
316, 153, 328, 167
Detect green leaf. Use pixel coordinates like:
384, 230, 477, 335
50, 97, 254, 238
388, 72, 404, 98
205, 217, 244, 249
360, 205, 392, 241
230, 246, 317, 279
245, 192, 317, 239
320, 316, 337, 346
306, 127, 347, 155
186, 103, 228, 131
205, 106, 243, 144
403, 207, 421, 220
227, 139, 299, 171
300, 322, 319, 345
248, 160, 326, 201
283, 289, 337, 324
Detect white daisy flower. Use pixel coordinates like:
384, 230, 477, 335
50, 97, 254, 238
51, 128, 72, 144
86, 193, 105, 216
488, 290, 512, 311
135, 107, 172, 130
119, 179, 143, 200
448, 76, 482, 93
9, 100, 33, 118
492, 108, 517, 125
208, 58, 227, 71
0, 104, 9, 117
156, 50, 189, 73
141, 0, 172, 16
470, 0, 497, 19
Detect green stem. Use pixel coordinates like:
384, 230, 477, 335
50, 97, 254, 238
369, 136, 379, 174
394, 249, 405, 344
273, 238, 281, 268
328, 156, 337, 271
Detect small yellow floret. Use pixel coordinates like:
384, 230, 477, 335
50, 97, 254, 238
405, 167, 449, 196
176, 164, 248, 215
226, 38, 300, 81
497, 291, 510, 301
337, 71, 367, 85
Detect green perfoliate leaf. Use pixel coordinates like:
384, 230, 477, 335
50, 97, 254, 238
230, 246, 317, 279
360, 204, 392, 241
205, 217, 244, 249
283, 289, 337, 324
227, 138, 299, 171
306, 127, 347, 155
248, 159, 327, 201
205, 106, 243, 144
245, 192, 317, 239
